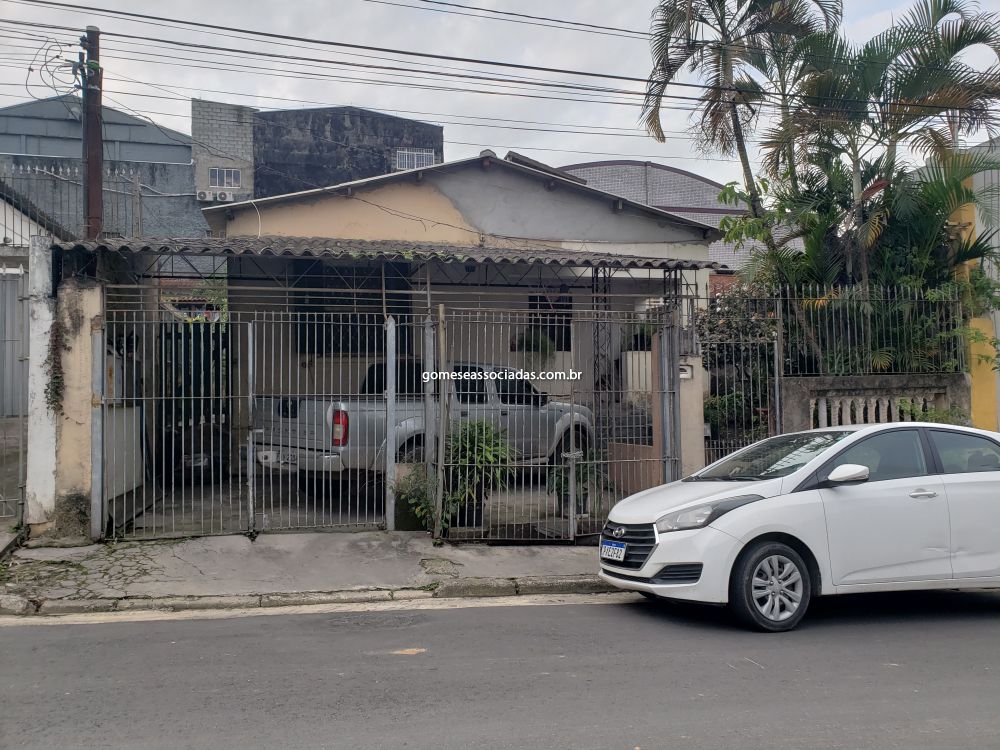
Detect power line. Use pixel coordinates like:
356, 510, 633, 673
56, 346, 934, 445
8, 0, 986, 114
357, 0, 647, 40
5, 1, 654, 84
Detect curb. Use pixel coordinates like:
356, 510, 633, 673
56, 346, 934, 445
2, 575, 616, 617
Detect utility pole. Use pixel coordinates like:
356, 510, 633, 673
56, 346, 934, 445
81, 25, 103, 240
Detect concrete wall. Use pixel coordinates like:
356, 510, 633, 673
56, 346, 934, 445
254, 107, 443, 198
25, 242, 102, 537
221, 180, 477, 242
779, 374, 972, 432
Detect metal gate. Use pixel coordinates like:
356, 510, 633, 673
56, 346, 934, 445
100, 286, 391, 539
0, 266, 27, 525
99, 285, 684, 542
434, 304, 681, 542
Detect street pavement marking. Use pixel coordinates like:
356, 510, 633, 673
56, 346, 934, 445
0, 593, 638, 628
391, 648, 427, 655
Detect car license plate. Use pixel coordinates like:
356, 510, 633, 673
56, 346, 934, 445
600, 540, 626, 562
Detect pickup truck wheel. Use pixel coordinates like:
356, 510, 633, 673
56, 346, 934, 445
398, 440, 425, 463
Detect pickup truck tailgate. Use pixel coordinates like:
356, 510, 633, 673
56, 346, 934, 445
257, 397, 333, 452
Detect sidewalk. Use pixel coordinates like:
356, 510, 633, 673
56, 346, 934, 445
0, 532, 615, 615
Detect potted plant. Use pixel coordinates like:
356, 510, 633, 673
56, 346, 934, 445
393, 464, 436, 532
444, 420, 517, 530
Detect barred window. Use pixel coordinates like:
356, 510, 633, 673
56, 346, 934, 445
395, 148, 436, 171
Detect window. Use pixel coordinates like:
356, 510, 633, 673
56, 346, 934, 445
827, 430, 927, 483
496, 376, 543, 406
452, 367, 487, 404
527, 293, 572, 352
395, 148, 436, 171
929, 430, 1000, 474
209, 168, 242, 189
697, 431, 852, 480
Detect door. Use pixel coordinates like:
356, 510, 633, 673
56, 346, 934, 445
494, 373, 552, 459
927, 429, 1000, 580
819, 429, 951, 585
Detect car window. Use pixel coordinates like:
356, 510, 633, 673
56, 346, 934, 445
496, 376, 539, 405
452, 367, 487, 404
929, 430, 1000, 474
695, 431, 853, 481
828, 430, 927, 482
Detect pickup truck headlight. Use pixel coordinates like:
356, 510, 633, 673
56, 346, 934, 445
655, 495, 764, 533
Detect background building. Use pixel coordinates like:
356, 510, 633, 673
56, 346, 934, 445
559, 160, 753, 273
189, 100, 444, 202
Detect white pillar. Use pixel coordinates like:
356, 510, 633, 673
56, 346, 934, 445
25, 236, 57, 528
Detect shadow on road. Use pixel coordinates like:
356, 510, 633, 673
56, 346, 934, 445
621, 589, 1000, 632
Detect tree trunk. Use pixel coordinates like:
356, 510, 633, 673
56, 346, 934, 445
851, 151, 869, 288
731, 103, 766, 223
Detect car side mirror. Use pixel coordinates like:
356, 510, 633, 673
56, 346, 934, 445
827, 463, 870, 484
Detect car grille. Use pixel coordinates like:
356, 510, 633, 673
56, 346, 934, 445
601, 521, 656, 570
603, 563, 703, 585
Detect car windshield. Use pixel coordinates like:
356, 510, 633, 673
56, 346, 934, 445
692, 431, 855, 481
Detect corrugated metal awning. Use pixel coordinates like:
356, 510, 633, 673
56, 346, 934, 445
53, 236, 724, 271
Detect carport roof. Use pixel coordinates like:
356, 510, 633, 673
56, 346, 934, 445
54, 236, 725, 271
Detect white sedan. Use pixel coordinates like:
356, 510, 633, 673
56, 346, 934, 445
599, 422, 1000, 631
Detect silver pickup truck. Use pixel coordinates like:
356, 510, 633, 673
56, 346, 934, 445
254, 362, 595, 473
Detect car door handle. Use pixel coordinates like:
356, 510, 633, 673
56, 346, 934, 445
909, 489, 938, 499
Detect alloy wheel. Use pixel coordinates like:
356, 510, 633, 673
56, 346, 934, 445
750, 554, 804, 623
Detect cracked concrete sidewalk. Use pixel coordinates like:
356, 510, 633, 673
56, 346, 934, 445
0, 532, 614, 615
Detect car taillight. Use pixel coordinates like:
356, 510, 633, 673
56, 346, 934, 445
332, 409, 348, 447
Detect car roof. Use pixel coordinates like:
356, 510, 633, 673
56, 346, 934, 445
785, 422, 1000, 439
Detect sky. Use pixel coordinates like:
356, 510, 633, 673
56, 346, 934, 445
0, 0, 996, 186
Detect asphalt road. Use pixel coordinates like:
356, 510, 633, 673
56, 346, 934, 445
1, 591, 999, 750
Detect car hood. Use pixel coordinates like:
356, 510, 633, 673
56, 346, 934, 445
607, 477, 785, 525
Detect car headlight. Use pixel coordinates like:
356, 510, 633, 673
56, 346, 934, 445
655, 495, 764, 533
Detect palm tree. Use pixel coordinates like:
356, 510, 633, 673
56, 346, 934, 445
786, 0, 1000, 285
642, 0, 841, 219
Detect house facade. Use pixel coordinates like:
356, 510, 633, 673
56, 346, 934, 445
27, 150, 720, 544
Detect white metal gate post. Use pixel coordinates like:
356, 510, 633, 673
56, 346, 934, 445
422, 314, 437, 509
433, 304, 448, 539
89, 316, 104, 540
659, 305, 682, 484
246, 320, 256, 534
384, 316, 397, 531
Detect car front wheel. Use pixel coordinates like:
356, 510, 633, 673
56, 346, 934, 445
730, 542, 811, 632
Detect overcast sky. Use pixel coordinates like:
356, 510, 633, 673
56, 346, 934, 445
1, 0, 996, 186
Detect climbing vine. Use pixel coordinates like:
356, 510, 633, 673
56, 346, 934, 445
43, 313, 68, 415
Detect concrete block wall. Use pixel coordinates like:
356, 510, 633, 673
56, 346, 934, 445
191, 99, 256, 200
